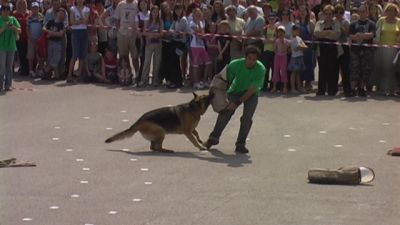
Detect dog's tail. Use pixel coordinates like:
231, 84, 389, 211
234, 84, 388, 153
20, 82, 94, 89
105, 123, 139, 143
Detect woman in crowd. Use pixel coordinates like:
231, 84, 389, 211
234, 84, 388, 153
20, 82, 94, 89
159, 1, 174, 86
314, 4, 340, 96
225, 5, 244, 59
13, 0, 30, 76
372, 3, 400, 95
211, 0, 225, 23
67, 0, 89, 82
0, 5, 21, 91
135, 0, 149, 85
100, 0, 119, 54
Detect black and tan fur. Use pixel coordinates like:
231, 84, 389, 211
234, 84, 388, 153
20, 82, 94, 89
105, 92, 214, 153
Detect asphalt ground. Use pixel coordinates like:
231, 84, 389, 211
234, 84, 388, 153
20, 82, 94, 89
1, 75, 400, 225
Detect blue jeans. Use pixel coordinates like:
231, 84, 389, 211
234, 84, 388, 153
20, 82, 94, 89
209, 94, 258, 147
0, 51, 16, 90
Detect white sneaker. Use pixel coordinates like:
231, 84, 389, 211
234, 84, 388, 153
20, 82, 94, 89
193, 83, 204, 90
29, 70, 36, 78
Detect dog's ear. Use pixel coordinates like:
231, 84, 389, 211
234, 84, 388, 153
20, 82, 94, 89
192, 92, 198, 99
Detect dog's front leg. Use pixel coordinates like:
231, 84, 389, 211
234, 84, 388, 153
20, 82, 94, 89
185, 132, 206, 151
192, 129, 203, 144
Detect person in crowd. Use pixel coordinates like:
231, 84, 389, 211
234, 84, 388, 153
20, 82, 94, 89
275, 8, 294, 39
13, 0, 30, 76
67, 0, 89, 83
271, 25, 289, 94
115, 0, 139, 78
27, 1, 43, 77
243, 5, 264, 52
87, 0, 99, 44
297, 5, 315, 91
225, 5, 244, 59
262, 2, 272, 21
288, 24, 307, 93
118, 55, 132, 85
371, 3, 400, 96
205, 21, 218, 78
42, 0, 52, 13
139, 5, 162, 87
86, 41, 107, 82
159, 1, 175, 86
204, 45, 265, 154
216, 20, 230, 73
189, 7, 212, 89
261, 12, 276, 91
211, 0, 225, 23
103, 48, 118, 82
42, 7, 65, 80
0, 5, 21, 91
349, 3, 375, 97
369, 2, 382, 22
169, 2, 188, 88
100, 0, 119, 54
96, 0, 107, 55
134, 0, 149, 85
335, 3, 352, 97
314, 4, 340, 96
227, 0, 244, 17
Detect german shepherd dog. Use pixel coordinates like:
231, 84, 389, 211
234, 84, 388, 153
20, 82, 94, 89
105, 92, 214, 153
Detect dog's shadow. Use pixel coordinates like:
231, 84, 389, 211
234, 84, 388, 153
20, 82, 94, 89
107, 148, 252, 168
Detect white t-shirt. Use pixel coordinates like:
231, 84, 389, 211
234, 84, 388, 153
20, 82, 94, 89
70, 6, 90, 30
189, 20, 205, 48
115, 0, 138, 36
290, 36, 305, 58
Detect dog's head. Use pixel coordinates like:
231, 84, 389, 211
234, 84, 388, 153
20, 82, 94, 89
190, 92, 214, 115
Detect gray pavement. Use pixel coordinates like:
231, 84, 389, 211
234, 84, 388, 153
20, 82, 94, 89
1, 76, 400, 225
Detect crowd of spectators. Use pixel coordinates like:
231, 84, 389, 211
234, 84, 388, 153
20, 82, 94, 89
1, 0, 400, 97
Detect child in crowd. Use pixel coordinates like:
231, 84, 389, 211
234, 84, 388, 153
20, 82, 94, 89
271, 25, 290, 94
103, 48, 118, 83
288, 25, 307, 93
26, 2, 44, 78
86, 42, 107, 82
43, 8, 65, 80
118, 56, 132, 85
189, 8, 212, 90
216, 20, 231, 74
262, 13, 277, 91
205, 22, 218, 81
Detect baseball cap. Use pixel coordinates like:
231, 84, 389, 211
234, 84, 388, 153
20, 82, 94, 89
31, 2, 40, 8
277, 25, 286, 32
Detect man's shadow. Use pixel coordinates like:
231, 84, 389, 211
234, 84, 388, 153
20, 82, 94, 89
107, 148, 252, 168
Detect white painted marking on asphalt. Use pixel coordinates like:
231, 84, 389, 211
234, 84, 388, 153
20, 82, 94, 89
340, 97, 346, 100
130, 158, 138, 162
82, 168, 90, 171
84, 224, 94, 225
334, 145, 343, 148
319, 131, 327, 134
49, 206, 59, 210
140, 168, 149, 171
288, 148, 297, 152
106, 127, 113, 130
108, 211, 118, 215
66, 149, 73, 152
121, 110, 127, 113
52, 137, 60, 141
22, 218, 33, 221
383, 122, 390, 126
80, 180, 89, 184
76, 159, 84, 162
54, 126, 61, 129
122, 119, 129, 122
71, 194, 80, 198
122, 148, 130, 152
132, 198, 142, 202
82, 116, 91, 120
379, 140, 387, 143
144, 182, 152, 185
297, 100, 303, 103
349, 127, 356, 130
283, 134, 291, 138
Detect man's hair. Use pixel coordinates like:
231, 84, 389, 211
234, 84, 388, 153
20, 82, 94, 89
245, 45, 261, 58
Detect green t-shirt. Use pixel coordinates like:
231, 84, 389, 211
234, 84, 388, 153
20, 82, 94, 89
0, 16, 21, 52
227, 58, 266, 96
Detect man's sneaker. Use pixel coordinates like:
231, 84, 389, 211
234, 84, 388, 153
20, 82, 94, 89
204, 138, 219, 149
235, 145, 249, 154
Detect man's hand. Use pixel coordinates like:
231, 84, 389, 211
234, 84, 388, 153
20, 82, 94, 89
226, 102, 239, 111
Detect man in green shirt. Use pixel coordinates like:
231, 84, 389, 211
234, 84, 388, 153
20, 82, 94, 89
205, 46, 266, 154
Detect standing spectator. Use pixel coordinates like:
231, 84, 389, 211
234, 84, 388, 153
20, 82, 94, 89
225, 5, 244, 59
288, 24, 307, 93
271, 25, 289, 94
159, 1, 174, 86
43, 7, 65, 79
115, 0, 139, 77
204, 46, 265, 154
297, 5, 315, 91
261, 13, 276, 91
372, 3, 400, 96
67, 0, 90, 82
96, 0, 107, 55
275, 8, 294, 39
42, 0, 51, 13
368, 2, 382, 22
314, 4, 340, 96
134, 0, 149, 85
189, 7, 212, 89
205, 22, 218, 78
244, 5, 265, 52
13, 0, 30, 76
0, 5, 21, 91
27, 1, 43, 77
349, 4, 375, 97
100, 0, 119, 54
87, 0, 99, 44
139, 5, 162, 87
216, 20, 230, 73
211, 0, 225, 23
227, 0, 244, 17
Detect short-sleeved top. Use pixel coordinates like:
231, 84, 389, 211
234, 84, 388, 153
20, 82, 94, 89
115, 0, 138, 36
376, 17, 400, 45
13, 11, 29, 41
244, 16, 265, 37
46, 19, 64, 42
263, 27, 275, 52
290, 36, 306, 57
189, 20, 206, 48
28, 14, 44, 40
104, 56, 118, 73
70, 5, 90, 30
146, 22, 161, 44
227, 58, 266, 96
275, 38, 290, 56
0, 16, 21, 52
87, 52, 103, 72
349, 19, 375, 49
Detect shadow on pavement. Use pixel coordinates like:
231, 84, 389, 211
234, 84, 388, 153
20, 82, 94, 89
107, 149, 252, 168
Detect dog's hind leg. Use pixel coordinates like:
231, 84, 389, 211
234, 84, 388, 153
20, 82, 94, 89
185, 132, 206, 151
192, 129, 204, 144
140, 124, 174, 153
